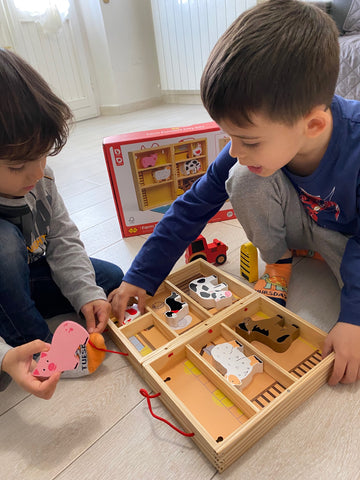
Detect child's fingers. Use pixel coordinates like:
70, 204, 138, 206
108, 288, 118, 303
34, 371, 61, 399
321, 336, 333, 359
18, 340, 51, 360
328, 356, 346, 386
84, 309, 96, 333
341, 360, 359, 384
137, 293, 147, 315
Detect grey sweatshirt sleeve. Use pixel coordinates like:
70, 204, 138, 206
0, 337, 12, 391
44, 172, 107, 312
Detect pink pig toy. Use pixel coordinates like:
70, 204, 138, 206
141, 153, 157, 168
32, 321, 89, 377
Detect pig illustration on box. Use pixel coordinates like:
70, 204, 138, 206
141, 153, 157, 168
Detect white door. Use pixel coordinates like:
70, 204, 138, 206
0, 0, 98, 121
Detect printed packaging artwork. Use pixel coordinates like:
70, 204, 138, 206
103, 122, 234, 237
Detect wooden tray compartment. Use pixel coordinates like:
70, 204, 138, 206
166, 259, 254, 316
141, 292, 334, 472
143, 322, 333, 472
217, 296, 326, 378
107, 312, 177, 372
188, 322, 295, 409
145, 282, 211, 336
143, 342, 258, 446
108, 261, 334, 472
108, 260, 254, 365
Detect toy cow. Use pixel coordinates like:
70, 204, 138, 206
164, 291, 190, 328
236, 314, 300, 352
189, 275, 233, 310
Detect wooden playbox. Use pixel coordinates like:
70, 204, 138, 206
107, 260, 334, 472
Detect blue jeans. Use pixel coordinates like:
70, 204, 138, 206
0, 219, 124, 347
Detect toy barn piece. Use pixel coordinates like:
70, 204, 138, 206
236, 314, 300, 352
185, 235, 228, 265
189, 275, 233, 309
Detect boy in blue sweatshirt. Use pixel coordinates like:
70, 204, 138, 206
110, 0, 360, 386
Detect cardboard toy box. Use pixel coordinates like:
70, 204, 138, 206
108, 260, 334, 472
103, 122, 234, 237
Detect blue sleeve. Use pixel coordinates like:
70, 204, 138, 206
123, 143, 236, 295
339, 236, 360, 326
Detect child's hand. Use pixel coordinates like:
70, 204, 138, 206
108, 282, 147, 324
81, 299, 111, 333
1, 340, 61, 399
322, 322, 360, 386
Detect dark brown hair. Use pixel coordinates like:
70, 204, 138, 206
200, 0, 340, 126
0, 49, 73, 162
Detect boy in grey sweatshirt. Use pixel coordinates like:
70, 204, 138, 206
0, 49, 123, 395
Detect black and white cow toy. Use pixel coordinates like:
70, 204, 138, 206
189, 275, 233, 310
164, 291, 190, 328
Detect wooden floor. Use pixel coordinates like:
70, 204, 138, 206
1, 104, 360, 480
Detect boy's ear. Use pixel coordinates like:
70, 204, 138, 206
304, 106, 330, 138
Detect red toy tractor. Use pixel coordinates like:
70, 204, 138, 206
185, 235, 228, 265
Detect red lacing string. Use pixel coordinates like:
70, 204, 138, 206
139, 388, 194, 437
88, 339, 128, 356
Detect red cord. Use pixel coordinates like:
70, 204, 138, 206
88, 339, 128, 356
140, 388, 194, 437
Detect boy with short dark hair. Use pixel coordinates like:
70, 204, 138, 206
0, 49, 124, 393
110, 0, 360, 386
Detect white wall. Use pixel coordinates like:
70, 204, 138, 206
78, 0, 161, 115
151, 0, 257, 92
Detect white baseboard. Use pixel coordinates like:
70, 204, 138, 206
162, 91, 202, 104
100, 92, 202, 115
100, 96, 163, 116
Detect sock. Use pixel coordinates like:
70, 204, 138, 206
291, 249, 324, 261
61, 333, 106, 378
254, 258, 292, 307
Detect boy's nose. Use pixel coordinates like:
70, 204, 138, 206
30, 159, 45, 183
229, 141, 246, 160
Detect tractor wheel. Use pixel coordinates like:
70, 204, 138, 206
190, 254, 207, 262
215, 254, 226, 265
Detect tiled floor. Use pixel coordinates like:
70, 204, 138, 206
1, 104, 359, 480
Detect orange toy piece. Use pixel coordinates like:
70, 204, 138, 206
87, 333, 107, 373
236, 315, 300, 353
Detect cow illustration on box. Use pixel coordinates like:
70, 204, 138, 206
189, 275, 233, 310
180, 159, 201, 176
203, 340, 263, 391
